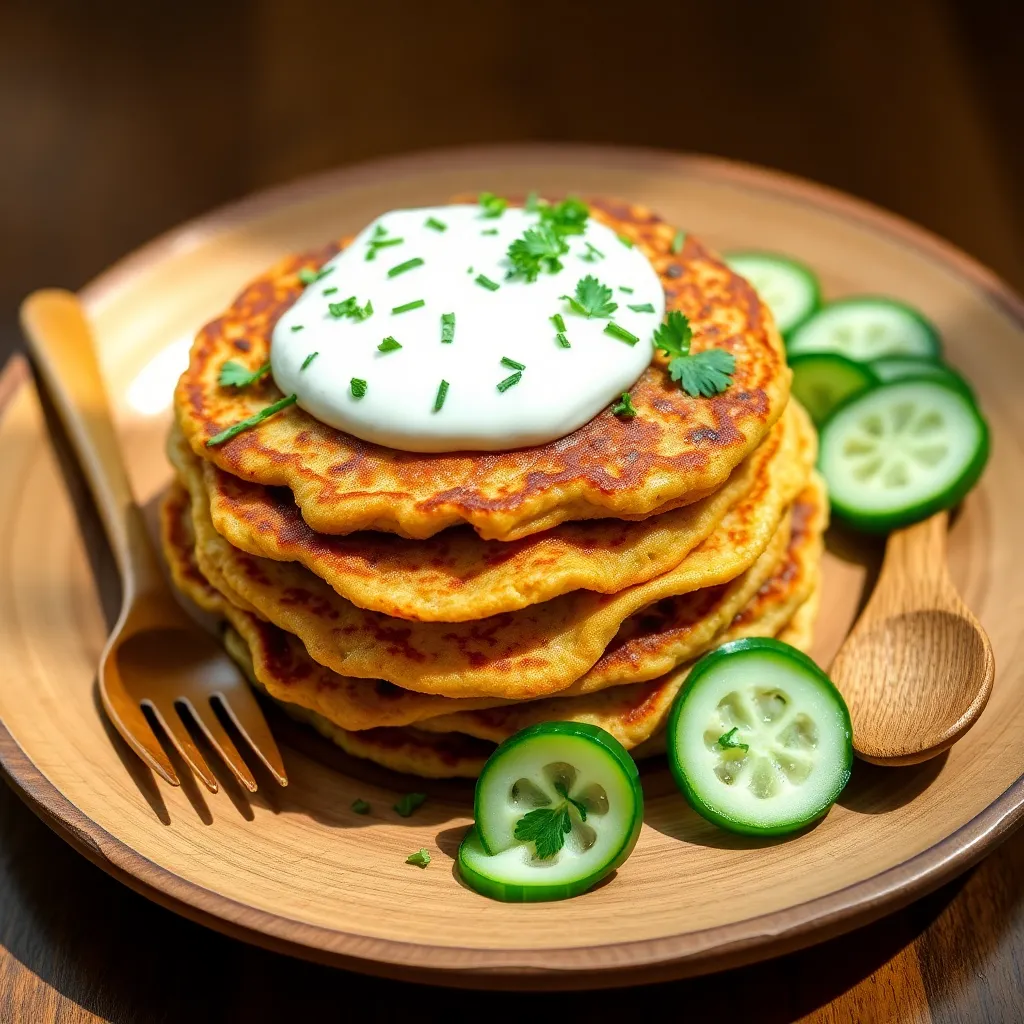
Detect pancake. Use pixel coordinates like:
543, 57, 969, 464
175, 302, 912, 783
193, 411, 787, 622
168, 401, 813, 700
174, 199, 790, 542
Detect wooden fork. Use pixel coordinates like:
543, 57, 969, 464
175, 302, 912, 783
20, 289, 287, 793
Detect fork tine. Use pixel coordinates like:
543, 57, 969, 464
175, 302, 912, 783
214, 688, 289, 787
179, 697, 257, 793
142, 698, 219, 793
100, 690, 180, 787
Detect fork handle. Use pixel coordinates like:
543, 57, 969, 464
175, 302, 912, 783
20, 289, 166, 601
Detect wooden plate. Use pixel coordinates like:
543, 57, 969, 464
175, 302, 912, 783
2, 146, 1022, 990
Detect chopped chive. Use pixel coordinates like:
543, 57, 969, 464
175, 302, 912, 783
612, 392, 638, 418
671, 229, 686, 254
291, 324, 304, 332
467, 266, 473, 273
617, 234, 634, 248
628, 303, 656, 313
603, 322, 640, 346
206, 394, 297, 447
365, 237, 403, 261
475, 274, 500, 291
378, 337, 402, 352
618, 286, 634, 294
298, 267, 321, 285
481, 228, 499, 235
551, 313, 566, 332
425, 216, 447, 232
322, 286, 338, 296
387, 257, 425, 278
433, 379, 449, 412
497, 371, 522, 392
373, 224, 387, 238
351, 798, 370, 814
350, 378, 367, 399
300, 351, 319, 370
392, 299, 426, 314
441, 312, 455, 344
525, 190, 542, 212
556, 332, 571, 348
478, 191, 508, 218
501, 356, 525, 370
580, 241, 605, 262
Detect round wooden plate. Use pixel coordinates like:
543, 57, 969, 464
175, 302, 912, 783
1, 146, 1022, 990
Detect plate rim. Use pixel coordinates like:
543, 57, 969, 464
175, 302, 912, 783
4, 144, 1024, 988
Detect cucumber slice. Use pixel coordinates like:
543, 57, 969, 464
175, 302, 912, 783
463, 722, 643, 902
870, 355, 975, 399
789, 352, 880, 426
667, 638, 853, 836
819, 378, 989, 532
725, 252, 821, 336
788, 297, 941, 361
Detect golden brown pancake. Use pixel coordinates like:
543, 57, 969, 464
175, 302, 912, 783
168, 401, 812, 699
191, 411, 789, 622
174, 199, 790, 542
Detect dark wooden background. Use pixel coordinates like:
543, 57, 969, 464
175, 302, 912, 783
2, 0, 1023, 1020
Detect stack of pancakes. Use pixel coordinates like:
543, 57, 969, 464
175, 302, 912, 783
164, 199, 827, 778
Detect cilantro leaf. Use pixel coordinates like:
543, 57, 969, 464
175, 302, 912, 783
652, 310, 693, 358
716, 727, 749, 753
539, 197, 589, 236
394, 792, 427, 817
506, 224, 569, 282
218, 360, 271, 389
562, 275, 617, 318
668, 348, 736, 397
612, 392, 637, 418
406, 848, 431, 868
478, 191, 508, 218
514, 805, 572, 860
329, 296, 373, 321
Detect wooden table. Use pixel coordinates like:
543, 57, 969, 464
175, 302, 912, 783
1, 763, 1023, 1022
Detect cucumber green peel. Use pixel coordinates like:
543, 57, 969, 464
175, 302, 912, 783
789, 352, 879, 426
460, 721, 643, 902
667, 638, 853, 836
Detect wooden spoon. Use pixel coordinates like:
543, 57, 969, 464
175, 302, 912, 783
830, 511, 994, 766
20, 289, 288, 793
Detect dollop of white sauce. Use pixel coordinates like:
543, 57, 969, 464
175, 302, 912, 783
271, 204, 663, 452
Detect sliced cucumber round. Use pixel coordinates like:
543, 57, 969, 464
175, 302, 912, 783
725, 252, 821, 337
788, 297, 941, 362
462, 722, 643, 902
789, 352, 880, 426
819, 378, 989, 532
667, 638, 853, 836
869, 355, 975, 399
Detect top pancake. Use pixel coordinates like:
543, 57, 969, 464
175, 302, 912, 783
174, 198, 790, 542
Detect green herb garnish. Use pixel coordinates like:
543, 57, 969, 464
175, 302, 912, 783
433, 379, 449, 412
619, 286, 634, 294
329, 296, 374, 321
671, 229, 686, 254
538, 197, 589, 236
425, 216, 447, 232
604, 322, 640, 346
475, 274, 500, 291
481, 228, 499, 235
717, 727, 749, 752
653, 311, 736, 397
298, 266, 331, 285
478, 191, 508, 218
392, 299, 426, 314
218, 360, 271, 389
506, 224, 568, 281
365, 236, 403, 261
322, 286, 338, 296
556, 333, 571, 348
617, 234, 634, 248
290, 324, 304, 332
525, 190, 543, 212
440, 312, 455, 344
394, 792, 427, 817
612, 392, 637, 418
579, 241, 605, 263
501, 356, 525, 370
406, 848, 431, 868
378, 337, 402, 352
551, 313, 566, 332
562, 275, 617, 318
497, 371, 522, 392
627, 302, 656, 313
351, 798, 370, 814
512, 782, 586, 860
300, 351, 319, 370
387, 257, 424, 278
206, 394, 297, 447
350, 378, 367, 398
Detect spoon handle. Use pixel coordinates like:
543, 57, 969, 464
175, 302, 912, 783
20, 289, 165, 601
